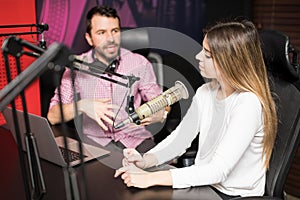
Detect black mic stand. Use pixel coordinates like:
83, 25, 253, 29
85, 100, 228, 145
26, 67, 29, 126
0, 36, 59, 200
0, 37, 84, 200
0, 23, 46, 36
71, 58, 141, 126
125, 75, 140, 124
37, 23, 48, 49
0, 23, 49, 50
1, 46, 31, 200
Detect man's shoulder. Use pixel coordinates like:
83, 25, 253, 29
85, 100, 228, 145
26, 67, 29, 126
76, 49, 93, 61
120, 48, 148, 62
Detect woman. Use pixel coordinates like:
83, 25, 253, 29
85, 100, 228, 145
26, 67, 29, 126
114, 20, 277, 199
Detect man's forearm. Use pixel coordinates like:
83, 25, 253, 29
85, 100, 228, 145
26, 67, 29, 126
47, 103, 76, 125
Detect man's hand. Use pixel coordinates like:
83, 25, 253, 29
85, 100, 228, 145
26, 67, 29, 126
140, 109, 165, 126
78, 98, 118, 131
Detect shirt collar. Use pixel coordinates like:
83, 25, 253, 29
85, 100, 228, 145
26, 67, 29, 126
91, 48, 121, 72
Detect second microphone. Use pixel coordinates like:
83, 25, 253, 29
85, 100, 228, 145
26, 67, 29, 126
114, 81, 189, 129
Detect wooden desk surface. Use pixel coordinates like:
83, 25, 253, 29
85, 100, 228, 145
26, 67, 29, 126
0, 126, 222, 200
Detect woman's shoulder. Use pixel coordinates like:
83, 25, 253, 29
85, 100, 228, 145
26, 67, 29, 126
238, 91, 260, 101
196, 82, 216, 94
234, 91, 261, 109
192, 83, 218, 102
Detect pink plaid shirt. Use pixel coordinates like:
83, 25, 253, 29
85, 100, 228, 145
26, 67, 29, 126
49, 48, 162, 148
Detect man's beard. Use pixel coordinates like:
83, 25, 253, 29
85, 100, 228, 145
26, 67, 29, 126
94, 43, 120, 64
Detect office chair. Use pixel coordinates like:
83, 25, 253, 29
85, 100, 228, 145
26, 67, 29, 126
121, 27, 164, 86
121, 28, 150, 57
231, 30, 300, 200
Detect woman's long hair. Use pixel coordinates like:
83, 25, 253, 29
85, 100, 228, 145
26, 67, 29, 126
205, 20, 277, 169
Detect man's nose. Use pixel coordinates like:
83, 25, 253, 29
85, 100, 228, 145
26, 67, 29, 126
107, 32, 115, 42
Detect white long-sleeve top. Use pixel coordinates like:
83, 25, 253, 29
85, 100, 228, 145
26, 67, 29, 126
147, 83, 266, 197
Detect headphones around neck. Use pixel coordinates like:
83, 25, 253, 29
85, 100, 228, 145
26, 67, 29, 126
92, 49, 120, 73
107, 58, 120, 72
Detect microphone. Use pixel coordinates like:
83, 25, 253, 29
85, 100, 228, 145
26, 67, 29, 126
114, 81, 189, 129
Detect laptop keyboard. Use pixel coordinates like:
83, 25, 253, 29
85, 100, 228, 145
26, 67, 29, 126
59, 147, 87, 163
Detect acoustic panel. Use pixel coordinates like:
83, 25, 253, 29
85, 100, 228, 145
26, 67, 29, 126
0, 0, 40, 125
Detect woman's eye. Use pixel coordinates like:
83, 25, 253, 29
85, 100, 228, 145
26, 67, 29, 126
205, 54, 212, 59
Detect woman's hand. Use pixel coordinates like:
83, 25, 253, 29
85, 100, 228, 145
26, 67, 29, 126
114, 165, 173, 188
114, 165, 153, 188
122, 148, 157, 169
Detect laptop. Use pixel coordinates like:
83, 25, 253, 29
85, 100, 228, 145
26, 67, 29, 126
2, 107, 110, 167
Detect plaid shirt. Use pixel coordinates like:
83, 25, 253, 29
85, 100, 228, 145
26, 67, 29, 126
49, 48, 162, 148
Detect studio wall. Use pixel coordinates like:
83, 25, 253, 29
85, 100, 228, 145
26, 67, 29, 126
0, 0, 40, 125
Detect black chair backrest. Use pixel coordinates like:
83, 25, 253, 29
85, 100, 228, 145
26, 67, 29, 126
121, 27, 150, 57
259, 30, 300, 199
259, 30, 299, 83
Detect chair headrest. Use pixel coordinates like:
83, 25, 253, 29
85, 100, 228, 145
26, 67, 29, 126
259, 30, 299, 82
121, 27, 150, 57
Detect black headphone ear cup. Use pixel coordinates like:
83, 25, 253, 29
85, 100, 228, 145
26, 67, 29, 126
109, 61, 116, 72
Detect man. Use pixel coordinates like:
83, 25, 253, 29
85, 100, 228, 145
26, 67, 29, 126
47, 5, 164, 152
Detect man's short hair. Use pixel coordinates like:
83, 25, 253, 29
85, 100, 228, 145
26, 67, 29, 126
86, 5, 121, 35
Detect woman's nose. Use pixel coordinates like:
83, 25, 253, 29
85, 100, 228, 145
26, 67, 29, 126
195, 50, 203, 61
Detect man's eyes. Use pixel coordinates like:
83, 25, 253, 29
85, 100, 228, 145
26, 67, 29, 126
96, 31, 105, 35
112, 29, 120, 33
95, 29, 120, 35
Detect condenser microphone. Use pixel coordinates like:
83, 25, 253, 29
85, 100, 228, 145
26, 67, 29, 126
114, 81, 189, 129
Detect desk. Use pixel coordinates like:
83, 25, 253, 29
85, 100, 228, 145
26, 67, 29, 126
0, 126, 222, 200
